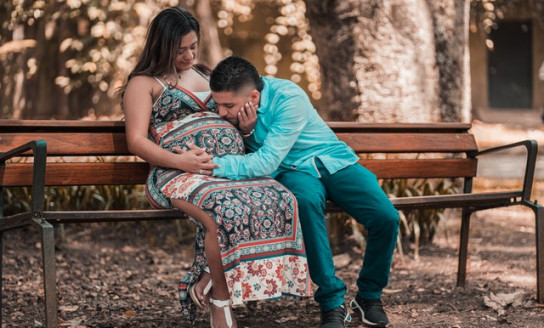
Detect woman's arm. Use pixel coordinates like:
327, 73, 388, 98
123, 76, 217, 174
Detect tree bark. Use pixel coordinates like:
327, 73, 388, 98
426, 0, 471, 122
302, 1, 359, 121
304, 0, 471, 123
188, 0, 224, 68
33, 0, 65, 119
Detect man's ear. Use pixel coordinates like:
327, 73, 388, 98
249, 89, 260, 104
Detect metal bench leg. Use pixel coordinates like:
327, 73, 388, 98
532, 204, 544, 303
1, 231, 3, 328
457, 208, 473, 287
38, 220, 58, 328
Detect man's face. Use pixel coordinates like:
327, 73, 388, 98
212, 88, 256, 126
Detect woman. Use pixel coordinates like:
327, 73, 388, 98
122, 6, 311, 328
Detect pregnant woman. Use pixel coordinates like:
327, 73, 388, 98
121, 6, 311, 328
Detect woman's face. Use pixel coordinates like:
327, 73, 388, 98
175, 31, 198, 72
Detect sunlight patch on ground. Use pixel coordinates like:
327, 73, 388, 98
470, 120, 544, 149
473, 244, 535, 255
500, 273, 536, 287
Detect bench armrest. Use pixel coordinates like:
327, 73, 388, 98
472, 139, 538, 201
1, 140, 47, 216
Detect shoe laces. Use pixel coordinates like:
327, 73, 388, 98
361, 298, 385, 313
322, 305, 349, 324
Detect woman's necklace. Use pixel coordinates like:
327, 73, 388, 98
163, 68, 192, 89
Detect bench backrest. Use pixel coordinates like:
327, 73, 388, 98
0, 120, 478, 187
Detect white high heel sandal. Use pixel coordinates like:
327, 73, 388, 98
209, 297, 234, 328
189, 266, 212, 309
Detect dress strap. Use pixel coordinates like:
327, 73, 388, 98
154, 77, 167, 89
192, 66, 210, 81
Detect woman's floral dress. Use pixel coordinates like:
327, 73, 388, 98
145, 73, 312, 323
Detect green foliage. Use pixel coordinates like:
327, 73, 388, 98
47, 184, 151, 211
2, 183, 195, 245
0, 0, 177, 118
0, 0, 323, 119
381, 178, 459, 259
3, 184, 151, 216
2, 186, 32, 217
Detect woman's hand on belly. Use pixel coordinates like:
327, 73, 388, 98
172, 144, 219, 175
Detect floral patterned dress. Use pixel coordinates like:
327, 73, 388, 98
145, 72, 312, 323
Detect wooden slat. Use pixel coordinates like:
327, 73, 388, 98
327, 191, 523, 212
328, 122, 472, 133
0, 119, 125, 131
37, 190, 522, 223
43, 209, 184, 224
1, 158, 477, 187
0, 119, 479, 186
0, 132, 130, 155
391, 190, 523, 210
0, 120, 471, 132
360, 158, 478, 179
337, 133, 478, 153
1, 120, 476, 154
1, 162, 149, 186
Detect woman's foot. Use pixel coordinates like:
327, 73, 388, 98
209, 295, 237, 328
189, 267, 212, 308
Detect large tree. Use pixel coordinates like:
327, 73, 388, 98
303, 0, 471, 122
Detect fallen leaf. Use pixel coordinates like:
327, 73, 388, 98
124, 309, 136, 317
483, 290, 526, 316
275, 315, 298, 323
59, 305, 79, 312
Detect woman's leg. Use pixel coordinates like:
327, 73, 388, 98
171, 198, 236, 328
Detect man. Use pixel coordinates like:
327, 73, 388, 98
209, 56, 399, 328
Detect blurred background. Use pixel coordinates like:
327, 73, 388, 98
1, 0, 543, 125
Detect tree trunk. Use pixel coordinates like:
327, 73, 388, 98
193, 0, 224, 68
33, 0, 65, 119
426, 0, 471, 122
302, 1, 360, 121
303, 0, 471, 123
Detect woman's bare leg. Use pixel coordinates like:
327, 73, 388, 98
171, 199, 236, 328
192, 267, 211, 306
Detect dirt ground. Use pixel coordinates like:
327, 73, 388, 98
3, 121, 544, 328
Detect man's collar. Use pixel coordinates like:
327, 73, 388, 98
257, 77, 269, 114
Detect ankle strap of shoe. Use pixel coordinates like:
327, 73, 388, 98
210, 298, 231, 307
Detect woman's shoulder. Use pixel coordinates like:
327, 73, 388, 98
128, 74, 161, 86
126, 75, 165, 93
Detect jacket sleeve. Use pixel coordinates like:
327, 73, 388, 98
212, 95, 308, 180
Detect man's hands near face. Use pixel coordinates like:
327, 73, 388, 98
238, 101, 257, 136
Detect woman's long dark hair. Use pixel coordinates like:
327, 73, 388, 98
131, 6, 200, 79
120, 6, 209, 100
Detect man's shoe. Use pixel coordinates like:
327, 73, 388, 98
350, 294, 389, 327
320, 304, 351, 328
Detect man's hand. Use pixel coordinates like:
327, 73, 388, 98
172, 143, 219, 175
238, 101, 257, 136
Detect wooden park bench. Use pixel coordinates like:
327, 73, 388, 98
0, 119, 542, 328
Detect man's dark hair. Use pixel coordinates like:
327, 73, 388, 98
210, 56, 264, 93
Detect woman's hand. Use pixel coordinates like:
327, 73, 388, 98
172, 144, 219, 175
238, 101, 257, 137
